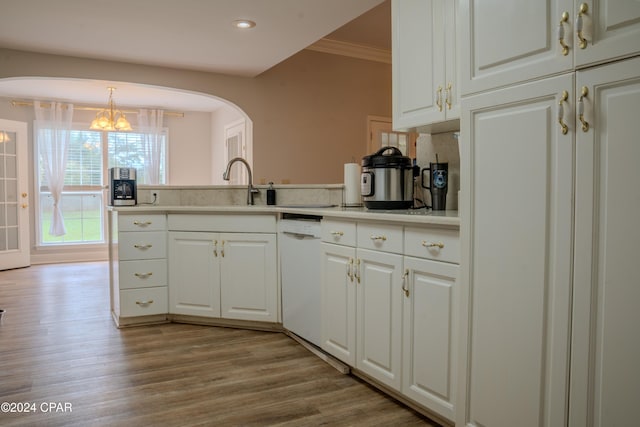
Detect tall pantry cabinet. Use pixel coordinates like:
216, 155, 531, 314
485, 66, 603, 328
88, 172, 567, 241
457, 1, 640, 427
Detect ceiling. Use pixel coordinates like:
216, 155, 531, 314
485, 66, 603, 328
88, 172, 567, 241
0, 0, 390, 112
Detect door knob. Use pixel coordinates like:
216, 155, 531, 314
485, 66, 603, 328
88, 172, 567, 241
21, 193, 27, 198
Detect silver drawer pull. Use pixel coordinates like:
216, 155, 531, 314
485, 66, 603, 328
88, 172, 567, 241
331, 231, 344, 236
134, 272, 153, 278
133, 244, 153, 249
135, 300, 154, 306
133, 221, 152, 226
422, 241, 444, 249
370, 235, 387, 241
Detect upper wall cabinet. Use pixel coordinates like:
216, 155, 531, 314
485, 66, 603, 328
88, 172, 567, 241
459, 0, 640, 96
573, 0, 640, 68
459, 0, 573, 95
392, 0, 459, 132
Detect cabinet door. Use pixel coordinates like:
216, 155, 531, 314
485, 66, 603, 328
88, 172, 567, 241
392, 0, 446, 130
459, 73, 574, 427
320, 243, 356, 365
574, 0, 640, 68
168, 231, 220, 317
219, 233, 277, 322
356, 248, 403, 391
570, 56, 640, 427
459, 0, 574, 95
403, 256, 458, 421
444, 0, 460, 121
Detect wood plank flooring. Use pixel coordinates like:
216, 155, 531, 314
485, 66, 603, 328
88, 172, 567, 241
0, 262, 438, 426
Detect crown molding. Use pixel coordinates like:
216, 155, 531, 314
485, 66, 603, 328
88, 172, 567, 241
306, 38, 391, 64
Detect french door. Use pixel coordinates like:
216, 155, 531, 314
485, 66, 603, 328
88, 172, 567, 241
0, 119, 29, 270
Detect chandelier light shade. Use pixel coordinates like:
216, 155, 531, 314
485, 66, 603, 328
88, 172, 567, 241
0, 131, 11, 143
90, 87, 133, 131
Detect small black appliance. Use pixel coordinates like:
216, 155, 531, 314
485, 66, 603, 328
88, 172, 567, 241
109, 167, 137, 206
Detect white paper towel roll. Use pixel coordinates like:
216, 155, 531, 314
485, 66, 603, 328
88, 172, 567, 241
344, 163, 361, 206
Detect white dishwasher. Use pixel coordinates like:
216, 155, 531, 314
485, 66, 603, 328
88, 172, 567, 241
279, 214, 322, 347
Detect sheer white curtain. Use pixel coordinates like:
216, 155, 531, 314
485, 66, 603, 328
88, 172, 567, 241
138, 109, 164, 184
34, 101, 73, 237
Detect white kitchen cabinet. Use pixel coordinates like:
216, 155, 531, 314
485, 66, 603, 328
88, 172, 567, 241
459, 0, 640, 96
167, 214, 278, 324
168, 231, 221, 317
168, 231, 278, 322
403, 226, 459, 421
402, 255, 458, 421
321, 241, 357, 365
220, 233, 277, 322
459, 0, 573, 95
392, 0, 459, 131
459, 73, 574, 427
320, 219, 403, 391
356, 248, 403, 390
569, 56, 640, 427
109, 212, 168, 326
573, 0, 640, 68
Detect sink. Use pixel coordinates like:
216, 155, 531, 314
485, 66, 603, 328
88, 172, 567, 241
278, 204, 337, 208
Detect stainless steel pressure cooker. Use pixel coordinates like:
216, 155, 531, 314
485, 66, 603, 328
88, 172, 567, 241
361, 147, 414, 209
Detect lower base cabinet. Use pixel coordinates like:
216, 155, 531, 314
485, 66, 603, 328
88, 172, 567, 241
321, 219, 460, 422
168, 231, 278, 323
169, 232, 220, 317
402, 256, 458, 421
320, 244, 403, 391
320, 242, 356, 365
357, 248, 403, 391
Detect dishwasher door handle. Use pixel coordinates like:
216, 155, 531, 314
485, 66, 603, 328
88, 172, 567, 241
282, 231, 317, 239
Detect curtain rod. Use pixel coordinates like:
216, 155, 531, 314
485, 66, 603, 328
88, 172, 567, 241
10, 100, 184, 117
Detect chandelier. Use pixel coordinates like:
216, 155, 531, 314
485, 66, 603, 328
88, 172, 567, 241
89, 87, 132, 131
0, 131, 11, 143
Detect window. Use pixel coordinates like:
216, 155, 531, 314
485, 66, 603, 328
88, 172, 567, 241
108, 131, 167, 184
36, 125, 167, 246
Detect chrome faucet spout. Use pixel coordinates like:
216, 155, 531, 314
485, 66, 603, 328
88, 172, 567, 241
223, 157, 259, 205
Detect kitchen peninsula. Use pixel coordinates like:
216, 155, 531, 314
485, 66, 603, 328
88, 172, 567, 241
107, 185, 460, 425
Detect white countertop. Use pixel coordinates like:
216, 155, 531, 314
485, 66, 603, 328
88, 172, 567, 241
109, 204, 460, 227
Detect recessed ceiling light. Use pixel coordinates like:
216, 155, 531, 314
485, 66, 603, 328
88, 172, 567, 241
233, 19, 256, 29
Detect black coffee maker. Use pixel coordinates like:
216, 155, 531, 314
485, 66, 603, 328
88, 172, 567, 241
109, 167, 137, 206
421, 160, 448, 210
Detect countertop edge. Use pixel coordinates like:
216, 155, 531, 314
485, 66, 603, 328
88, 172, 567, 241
108, 205, 460, 227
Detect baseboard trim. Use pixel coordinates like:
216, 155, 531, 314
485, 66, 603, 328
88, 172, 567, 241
30, 248, 108, 265
169, 314, 283, 333
284, 331, 350, 374
351, 368, 452, 427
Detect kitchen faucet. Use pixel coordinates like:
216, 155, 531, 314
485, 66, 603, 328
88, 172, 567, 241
222, 157, 260, 205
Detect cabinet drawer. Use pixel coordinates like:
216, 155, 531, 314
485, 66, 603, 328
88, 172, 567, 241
404, 226, 460, 263
119, 231, 167, 260
321, 219, 356, 246
357, 222, 403, 254
119, 259, 167, 289
118, 214, 167, 232
119, 286, 168, 317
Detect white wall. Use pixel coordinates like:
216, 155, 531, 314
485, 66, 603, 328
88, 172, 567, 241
165, 110, 213, 185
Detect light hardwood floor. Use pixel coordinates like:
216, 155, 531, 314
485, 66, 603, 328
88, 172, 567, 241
0, 262, 438, 427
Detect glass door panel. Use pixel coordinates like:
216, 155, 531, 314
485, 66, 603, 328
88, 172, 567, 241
0, 121, 29, 269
